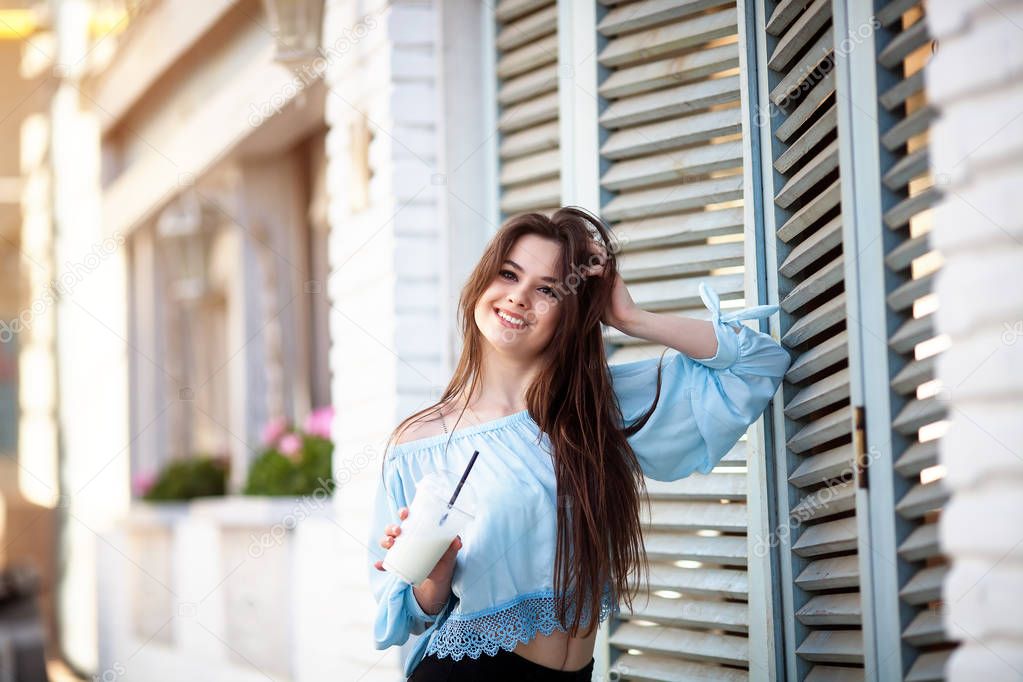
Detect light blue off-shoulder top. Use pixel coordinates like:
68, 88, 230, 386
367, 281, 792, 678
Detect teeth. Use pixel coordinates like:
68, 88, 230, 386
497, 310, 525, 327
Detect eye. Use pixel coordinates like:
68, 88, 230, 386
499, 269, 517, 282
539, 286, 557, 298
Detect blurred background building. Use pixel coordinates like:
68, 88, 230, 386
0, 0, 1021, 681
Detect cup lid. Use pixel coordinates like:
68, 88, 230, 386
417, 470, 478, 516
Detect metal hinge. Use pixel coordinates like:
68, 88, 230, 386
854, 405, 868, 489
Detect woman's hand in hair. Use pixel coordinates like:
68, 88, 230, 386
584, 240, 642, 335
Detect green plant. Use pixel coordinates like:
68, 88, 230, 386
244, 417, 336, 497
142, 455, 229, 501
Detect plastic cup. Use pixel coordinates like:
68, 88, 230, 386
383, 472, 476, 586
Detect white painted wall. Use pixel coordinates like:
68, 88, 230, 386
324, 0, 449, 678
928, 1, 1023, 679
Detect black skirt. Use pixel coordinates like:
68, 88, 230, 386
408, 647, 595, 681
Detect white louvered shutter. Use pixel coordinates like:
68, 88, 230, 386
495, 0, 562, 216
758, 0, 869, 677
870, 2, 956, 679
597, 2, 761, 679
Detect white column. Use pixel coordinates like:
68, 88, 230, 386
928, 1, 1023, 679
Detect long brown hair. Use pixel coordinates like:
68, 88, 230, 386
384, 206, 664, 636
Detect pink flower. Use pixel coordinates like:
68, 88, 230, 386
279, 433, 302, 459
261, 416, 288, 446
132, 471, 157, 498
304, 405, 335, 439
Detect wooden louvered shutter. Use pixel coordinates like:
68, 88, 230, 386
596, 2, 763, 679
495, 0, 562, 216
752, 0, 868, 677
835, 1, 956, 679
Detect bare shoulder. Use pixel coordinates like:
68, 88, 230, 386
393, 408, 448, 446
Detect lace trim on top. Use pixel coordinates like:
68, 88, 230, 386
425, 585, 619, 661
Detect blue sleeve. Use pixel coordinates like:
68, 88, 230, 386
610, 281, 792, 481
368, 454, 436, 649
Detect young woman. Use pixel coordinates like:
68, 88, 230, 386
368, 207, 791, 681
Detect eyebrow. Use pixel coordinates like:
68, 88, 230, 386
503, 259, 559, 284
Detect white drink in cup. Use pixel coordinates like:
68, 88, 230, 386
383, 472, 476, 586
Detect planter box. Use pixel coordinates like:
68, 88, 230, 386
97, 495, 347, 682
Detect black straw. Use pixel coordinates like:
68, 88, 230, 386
439, 450, 479, 526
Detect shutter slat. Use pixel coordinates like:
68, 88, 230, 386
499, 178, 561, 214
598, 0, 734, 36
792, 516, 858, 557
890, 355, 935, 397
899, 564, 946, 605
784, 330, 849, 385
784, 366, 850, 420
905, 650, 952, 682
882, 145, 929, 189
775, 103, 838, 175
790, 479, 856, 522
603, 176, 743, 222
796, 630, 864, 664
643, 531, 748, 565
600, 76, 740, 129
891, 396, 946, 436
882, 185, 942, 230
623, 272, 743, 311
498, 90, 559, 133
602, 106, 742, 159
496, 32, 558, 79
770, 27, 834, 106
789, 443, 855, 488
885, 271, 934, 312
775, 71, 837, 145
645, 499, 747, 532
877, 17, 930, 69
889, 312, 934, 354
495, 0, 550, 22
903, 610, 953, 647
805, 666, 865, 682
898, 522, 940, 563
880, 68, 924, 111
895, 480, 949, 520
610, 623, 750, 665
640, 564, 748, 599
894, 440, 939, 478
620, 593, 749, 633
796, 593, 862, 626
775, 139, 840, 209
780, 253, 844, 313
780, 292, 846, 348
601, 141, 743, 192
599, 44, 739, 99
499, 148, 560, 187
795, 556, 860, 591
495, 3, 556, 51
645, 472, 746, 500
768, 0, 831, 71
779, 215, 842, 279
500, 120, 560, 159
776, 178, 841, 243
618, 241, 745, 280
597, 7, 738, 68
610, 652, 749, 682
876, 0, 920, 27
880, 103, 938, 151
613, 206, 743, 249
498, 61, 558, 106
884, 232, 930, 272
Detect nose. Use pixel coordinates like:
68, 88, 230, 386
507, 285, 528, 308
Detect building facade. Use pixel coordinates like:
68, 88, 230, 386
2, 0, 1021, 680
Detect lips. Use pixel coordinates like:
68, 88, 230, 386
494, 307, 527, 329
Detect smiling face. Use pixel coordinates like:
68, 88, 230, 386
472, 233, 564, 359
